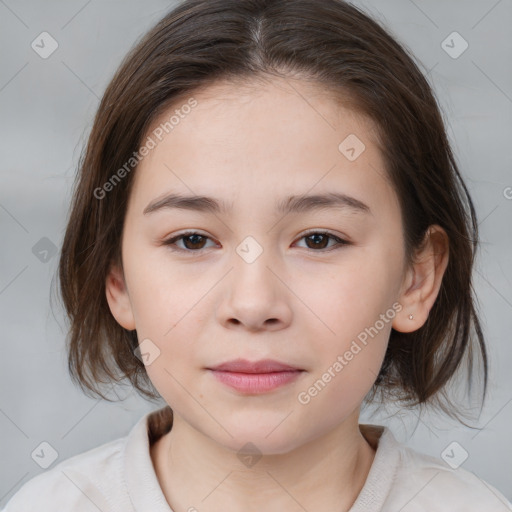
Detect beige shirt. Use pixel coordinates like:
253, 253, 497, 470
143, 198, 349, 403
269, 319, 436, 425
2, 406, 511, 511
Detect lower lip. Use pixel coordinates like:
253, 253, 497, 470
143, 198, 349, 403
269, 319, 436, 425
209, 370, 303, 393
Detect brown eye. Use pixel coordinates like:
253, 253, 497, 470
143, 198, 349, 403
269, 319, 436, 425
295, 231, 349, 251
180, 233, 208, 250
304, 233, 330, 250
163, 232, 215, 252
162, 230, 349, 255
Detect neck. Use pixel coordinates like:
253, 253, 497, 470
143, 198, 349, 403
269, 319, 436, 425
151, 409, 377, 512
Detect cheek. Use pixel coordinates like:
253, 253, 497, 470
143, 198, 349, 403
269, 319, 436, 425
124, 242, 210, 333
294, 244, 399, 337
295, 300, 392, 426
294, 325, 389, 440
291, 244, 398, 394
122, 245, 209, 394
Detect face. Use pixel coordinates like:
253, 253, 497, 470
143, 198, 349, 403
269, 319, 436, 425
107, 77, 410, 454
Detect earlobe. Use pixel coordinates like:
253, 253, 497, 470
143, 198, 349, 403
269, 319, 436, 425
392, 225, 449, 333
105, 264, 136, 330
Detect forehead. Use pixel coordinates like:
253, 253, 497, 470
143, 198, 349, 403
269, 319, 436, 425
130, 77, 396, 219
150, 76, 378, 138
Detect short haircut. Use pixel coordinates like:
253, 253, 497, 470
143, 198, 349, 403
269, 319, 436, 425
57, 0, 488, 426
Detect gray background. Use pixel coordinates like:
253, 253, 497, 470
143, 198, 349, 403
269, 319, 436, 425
1, 0, 511, 506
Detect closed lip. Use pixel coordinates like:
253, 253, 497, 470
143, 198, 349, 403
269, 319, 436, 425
207, 358, 303, 373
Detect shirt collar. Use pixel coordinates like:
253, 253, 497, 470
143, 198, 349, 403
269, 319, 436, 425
124, 408, 400, 512
348, 423, 401, 510
124, 408, 174, 511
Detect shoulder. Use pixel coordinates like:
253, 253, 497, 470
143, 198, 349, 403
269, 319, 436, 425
387, 440, 512, 511
1, 435, 130, 512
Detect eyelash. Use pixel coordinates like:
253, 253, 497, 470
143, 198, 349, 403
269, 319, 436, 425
161, 230, 350, 254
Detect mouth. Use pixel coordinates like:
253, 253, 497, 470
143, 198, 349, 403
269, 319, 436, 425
206, 358, 305, 394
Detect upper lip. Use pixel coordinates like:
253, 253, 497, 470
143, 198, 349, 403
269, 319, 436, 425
207, 358, 303, 373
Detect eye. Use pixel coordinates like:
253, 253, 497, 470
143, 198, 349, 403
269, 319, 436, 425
161, 230, 350, 254
294, 230, 349, 251
162, 231, 216, 252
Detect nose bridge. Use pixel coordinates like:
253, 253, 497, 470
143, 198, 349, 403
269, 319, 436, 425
215, 230, 291, 330
231, 232, 277, 291
226, 188, 278, 268
218, 182, 287, 287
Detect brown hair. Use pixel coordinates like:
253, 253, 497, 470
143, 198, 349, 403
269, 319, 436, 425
56, 0, 488, 426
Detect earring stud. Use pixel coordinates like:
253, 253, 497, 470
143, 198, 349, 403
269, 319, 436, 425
408, 314, 414, 320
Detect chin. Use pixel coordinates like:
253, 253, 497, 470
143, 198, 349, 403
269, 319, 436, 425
208, 414, 305, 456
220, 431, 302, 458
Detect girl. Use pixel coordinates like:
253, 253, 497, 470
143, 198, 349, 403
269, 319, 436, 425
3, 0, 511, 510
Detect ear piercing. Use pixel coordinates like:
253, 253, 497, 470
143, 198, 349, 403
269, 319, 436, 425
408, 314, 414, 320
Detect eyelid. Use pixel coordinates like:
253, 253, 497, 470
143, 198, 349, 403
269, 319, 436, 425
161, 228, 351, 255
162, 230, 217, 251
294, 229, 350, 251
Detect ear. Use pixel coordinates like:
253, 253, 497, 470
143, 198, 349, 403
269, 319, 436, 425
105, 263, 136, 331
392, 225, 449, 333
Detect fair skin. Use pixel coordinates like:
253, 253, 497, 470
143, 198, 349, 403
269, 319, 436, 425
105, 77, 449, 512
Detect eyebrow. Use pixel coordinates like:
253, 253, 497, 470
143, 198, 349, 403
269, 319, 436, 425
143, 192, 372, 217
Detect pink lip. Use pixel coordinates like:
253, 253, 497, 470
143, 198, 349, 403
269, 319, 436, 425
208, 358, 302, 373
207, 358, 304, 394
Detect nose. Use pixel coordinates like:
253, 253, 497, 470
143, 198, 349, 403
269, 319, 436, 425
216, 241, 293, 332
